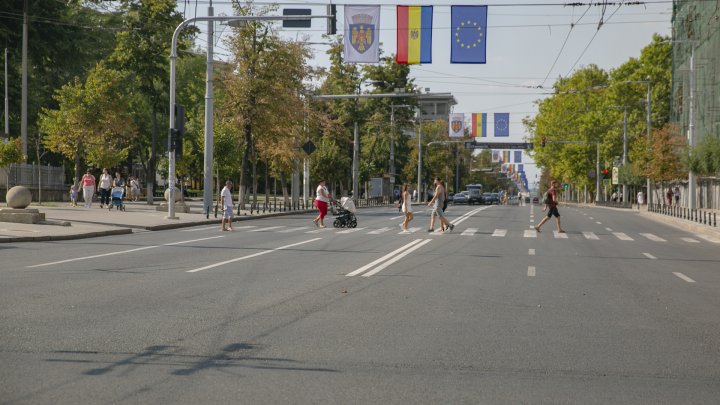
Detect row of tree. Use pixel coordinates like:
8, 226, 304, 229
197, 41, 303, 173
525, 34, 720, 198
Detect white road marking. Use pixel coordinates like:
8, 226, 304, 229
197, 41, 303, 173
390, 216, 404, 220
187, 238, 321, 273
248, 226, 285, 232
524, 230, 537, 238
398, 227, 421, 234
596, 221, 602, 225
673, 272, 696, 283
346, 239, 426, 277
681, 237, 700, 243
337, 227, 365, 234
642, 252, 657, 259
278, 226, 310, 233
492, 229, 507, 237
553, 231, 568, 239
361, 240, 433, 277
368, 227, 391, 235
640, 233, 666, 242
528, 266, 536, 277
589, 217, 594, 220
613, 232, 634, 241
582, 232, 599, 240
450, 207, 488, 227
528, 249, 535, 256
461, 228, 477, 236
180, 225, 220, 232
407, 227, 421, 233
28, 236, 225, 268
605, 227, 613, 232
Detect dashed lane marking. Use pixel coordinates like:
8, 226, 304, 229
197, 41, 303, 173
553, 231, 568, 239
492, 229, 507, 237
528, 248, 535, 256
368, 227, 391, 235
524, 230, 537, 238
582, 232, 599, 240
461, 228, 478, 236
613, 232, 634, 241
673, 272, 696, 283
681, 237, 700, 243
248, 226, 285, 232
528, 266, 536, 277
640, 233, 666, 242
643, 252, 657, 259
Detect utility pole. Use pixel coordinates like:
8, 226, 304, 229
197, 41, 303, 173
21, 0, 28, 159
687, 47, 696, 210
4, 48, 8, 140
417, 114, 422, 202
645, 80, 652, 208
622, 107, 628, 203
202, 2, 214, 217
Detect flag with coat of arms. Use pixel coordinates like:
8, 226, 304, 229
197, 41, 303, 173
343, 6, 381, 63
448, 113, 465, 137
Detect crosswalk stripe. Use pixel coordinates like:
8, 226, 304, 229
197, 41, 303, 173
337, 227, 366, 234
582, 232, 599, 240
553, 230, 568, 239
640, 233, 666, 242
492, 229, 507, 237
673, 272, 696, 283
278, 226, 309, 233
398, 227, 421, 234
461, 228, 477, 236
681, 237, 700, 243
368, 227, 391, 235
524, 230, 537, 238
248, 226, 284, 232
613, 232, 634, 241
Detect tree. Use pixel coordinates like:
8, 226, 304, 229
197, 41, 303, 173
108, 0, 193, 193
645, 123, 686, 184
38, 64, 138, 183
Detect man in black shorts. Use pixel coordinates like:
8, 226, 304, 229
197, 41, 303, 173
535, 180, 565, 233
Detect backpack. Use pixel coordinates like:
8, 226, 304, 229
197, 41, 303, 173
543, 191, 552, 205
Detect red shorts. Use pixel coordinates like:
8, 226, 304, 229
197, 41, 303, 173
315, 200, 328, 218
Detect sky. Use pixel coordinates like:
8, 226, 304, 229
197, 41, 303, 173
179, 0, 673, 189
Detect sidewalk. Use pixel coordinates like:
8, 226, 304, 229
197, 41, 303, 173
0, 199, 314, 243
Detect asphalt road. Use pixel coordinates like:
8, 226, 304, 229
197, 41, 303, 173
2, 203, 720, 404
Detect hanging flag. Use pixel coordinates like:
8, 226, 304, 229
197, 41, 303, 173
396, 6, 433, 65
494, 113, 509, 137
471, 113, 487, 137
450, 5, 488, 64
503, 150, 510, 162
518, 164, 524, 173
448, 113, 464, 138
514, 150, 522, 163
491, 150, 500, 163
344, 6, 381, 63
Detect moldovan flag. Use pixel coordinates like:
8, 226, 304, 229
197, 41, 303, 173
343, 5, 381, 63
396, 6, 433, 65
448, 113, 464, 138
471, 113, 487, 137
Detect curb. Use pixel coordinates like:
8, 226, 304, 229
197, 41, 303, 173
0, 228, 133, 243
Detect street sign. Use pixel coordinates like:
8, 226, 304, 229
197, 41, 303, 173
302, 140, 316, 155
612, 167, 619, 185
464, 141, 534, 150
282, 9, 312, 28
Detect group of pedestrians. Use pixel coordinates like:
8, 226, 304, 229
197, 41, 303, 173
72, 168, 141, 208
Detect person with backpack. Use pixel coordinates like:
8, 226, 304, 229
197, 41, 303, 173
535, 180, 565, 234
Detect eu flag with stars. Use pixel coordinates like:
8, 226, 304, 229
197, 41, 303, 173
494, 113, 510, 137
450, 6, 487, 64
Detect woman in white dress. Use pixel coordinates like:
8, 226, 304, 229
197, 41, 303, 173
401, 183, 414, 232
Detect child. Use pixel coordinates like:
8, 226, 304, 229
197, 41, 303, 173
69, 184, 79, 207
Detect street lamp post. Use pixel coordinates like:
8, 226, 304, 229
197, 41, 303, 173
609, 105, 629, 203
390, 104, 411, 192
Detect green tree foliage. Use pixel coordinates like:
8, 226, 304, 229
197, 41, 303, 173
0, 138, 25, 167
645, 123, 686, 182
38, 64, 138, 183
686, 136, 720, 175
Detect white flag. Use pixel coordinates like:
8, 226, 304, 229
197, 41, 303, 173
448, 113, 465, 138
344, 5, 380, 63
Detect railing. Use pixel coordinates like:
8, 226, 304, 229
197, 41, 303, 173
595, 200, 633, 209
648, 203, 717, 227
203, 196, 392, 218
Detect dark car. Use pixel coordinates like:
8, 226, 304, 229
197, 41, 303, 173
453, 191, 469, 204
483, 192, 499, 204
490, 193, 500, 204
532, 196, 539, 204
467, 189, 484, 205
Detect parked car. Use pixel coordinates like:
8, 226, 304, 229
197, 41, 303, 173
482, 192, 493, 205
532, 196, 539, 204
490, 193, 500, 204
453, 191, 469, 204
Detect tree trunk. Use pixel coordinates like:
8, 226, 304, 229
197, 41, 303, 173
147, 105, 159, 203
280, 172, 289, 205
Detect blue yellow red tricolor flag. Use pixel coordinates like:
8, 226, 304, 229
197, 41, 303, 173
471, 113, 487, 137
396, 6, 433, 65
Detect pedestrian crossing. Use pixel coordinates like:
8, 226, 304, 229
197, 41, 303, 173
195, 223, 716, 245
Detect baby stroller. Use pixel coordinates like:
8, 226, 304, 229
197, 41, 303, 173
332, 197, 357, 228
109, 186, 126, 211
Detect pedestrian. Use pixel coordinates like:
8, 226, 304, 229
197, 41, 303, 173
611, 191, 618, 202
412, 189, 418, 202
69, 184, 79, 207
129, 176, 140, 202
427, 177, 453, 233
637, 190, 644, 207
674, 186, 680, 206
535, 180, 565, 234
220, 180, 234, 231
400, 183, 414, 232
313, 180, 332, 228
113, 171, 125, 188
80, 169, 96, 208
97, 168, 112, 208
666, 188, 673, 206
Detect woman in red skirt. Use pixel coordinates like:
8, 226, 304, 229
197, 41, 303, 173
313, 180, 332, 228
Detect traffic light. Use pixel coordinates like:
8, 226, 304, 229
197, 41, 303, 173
171, 104, 186, 158
326, 4, 337, 35
602, 168, 610, 179
540, 136, 546, 147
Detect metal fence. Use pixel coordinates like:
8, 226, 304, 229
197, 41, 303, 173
0, 163, 65, 190
649, 203, 717, 228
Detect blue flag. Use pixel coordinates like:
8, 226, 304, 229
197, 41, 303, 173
494, 113, 509, 137
514, 151, 522, 163
450, 6, 488, 64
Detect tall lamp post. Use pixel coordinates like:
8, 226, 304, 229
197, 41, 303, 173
390, 104, 411, 192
